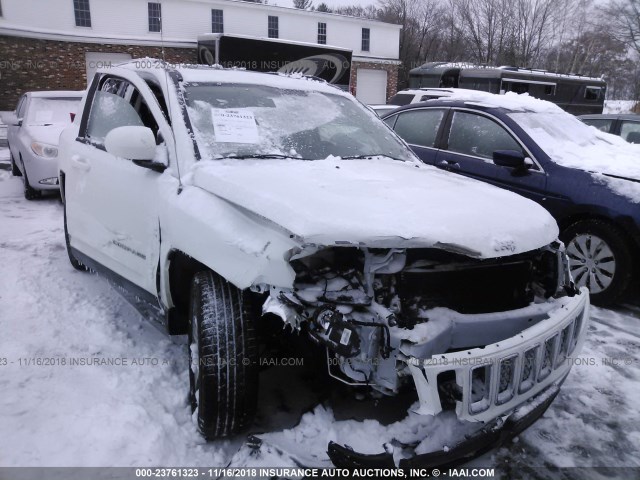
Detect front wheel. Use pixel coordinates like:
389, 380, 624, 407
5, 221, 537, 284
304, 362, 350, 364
21, 158, 40, 201
188, 270, 258, 439
63, 199, 88, 271
10, 150, 21, 177
562, 219, 633, 305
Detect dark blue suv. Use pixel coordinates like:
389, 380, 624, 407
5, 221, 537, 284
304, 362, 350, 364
382, 91, 640, 305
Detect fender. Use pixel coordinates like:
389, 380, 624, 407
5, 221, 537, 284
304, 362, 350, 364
157, 182, 303, 309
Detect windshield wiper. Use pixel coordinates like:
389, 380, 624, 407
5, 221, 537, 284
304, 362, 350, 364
230, 154, 292, 159
341, 154, 406, 162
226, 153, 317, 161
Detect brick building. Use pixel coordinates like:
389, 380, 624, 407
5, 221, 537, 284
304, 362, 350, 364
0, 0, 401, 111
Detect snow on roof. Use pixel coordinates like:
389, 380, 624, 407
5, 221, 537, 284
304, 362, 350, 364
433, 89, 564, 113
413, 62, 604, 82
117, 59, 348, 95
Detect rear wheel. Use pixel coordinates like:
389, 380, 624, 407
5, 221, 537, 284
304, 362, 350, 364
561, 219, 633, 305
188, 270, 258, 439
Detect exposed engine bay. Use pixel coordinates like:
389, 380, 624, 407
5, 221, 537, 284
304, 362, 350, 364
260, 243, 577, 404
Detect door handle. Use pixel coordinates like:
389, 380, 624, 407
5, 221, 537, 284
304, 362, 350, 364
71, 155, 90, 171
438, 159, 460, 170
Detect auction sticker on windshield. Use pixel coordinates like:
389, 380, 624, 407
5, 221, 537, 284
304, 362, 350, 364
211, 108, 260, 144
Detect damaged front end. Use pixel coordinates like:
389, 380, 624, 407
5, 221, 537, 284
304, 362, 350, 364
260, 242, 589, 467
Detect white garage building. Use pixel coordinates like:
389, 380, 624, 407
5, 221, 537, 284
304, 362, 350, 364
0, 0, 402, 110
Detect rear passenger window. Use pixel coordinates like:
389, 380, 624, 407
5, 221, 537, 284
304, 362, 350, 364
581, 118, 613, 133
620, 121, 640, 144
387, 93, 414, 106
447, 111, 522, 160
393, 109, 444, 148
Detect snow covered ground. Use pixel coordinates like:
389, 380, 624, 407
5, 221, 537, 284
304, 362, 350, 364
604, 100, 638, 115
1, 156, 639, 477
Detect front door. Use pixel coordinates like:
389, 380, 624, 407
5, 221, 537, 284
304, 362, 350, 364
436, 109, 548, 204
65, 74, 171, 294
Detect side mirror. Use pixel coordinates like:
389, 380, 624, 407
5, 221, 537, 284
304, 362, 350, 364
493, 150, 526, 168
3, 112, 21, 126
105, 126, 157, 161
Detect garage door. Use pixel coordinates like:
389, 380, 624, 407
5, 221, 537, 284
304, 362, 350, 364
356, 69, 388, 105
85, 52, 133, 87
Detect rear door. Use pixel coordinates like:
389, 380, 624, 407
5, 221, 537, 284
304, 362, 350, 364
435, 109, 548, 203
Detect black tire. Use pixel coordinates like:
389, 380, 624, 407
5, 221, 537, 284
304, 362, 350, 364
561, 219, 633, 306
63, 199, 88, 271
21, 157, 40, 201
188, 270, 258, 439
9, 150, 21, 177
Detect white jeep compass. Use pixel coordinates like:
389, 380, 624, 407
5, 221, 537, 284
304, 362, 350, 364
58, 60, 589, 469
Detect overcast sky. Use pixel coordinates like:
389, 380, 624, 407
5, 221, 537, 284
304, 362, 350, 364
273, 0, 376, 9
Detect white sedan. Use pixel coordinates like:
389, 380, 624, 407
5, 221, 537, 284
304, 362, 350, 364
5, 91, 83, 200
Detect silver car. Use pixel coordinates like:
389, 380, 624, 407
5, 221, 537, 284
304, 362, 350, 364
5, 91, 83, 200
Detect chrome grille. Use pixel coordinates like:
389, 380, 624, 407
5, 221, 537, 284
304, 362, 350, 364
469, 365, 491, 414
519, 346, 538, 394
497, 355, 517, 405
463, 310, 585, 418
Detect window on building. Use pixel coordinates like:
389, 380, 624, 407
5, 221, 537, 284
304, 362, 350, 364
73, 0, 92, 27
268, 16, 279, 39
148, 2, 162, 32
361, 28, 370, 51
317, 22, 327, 45
211, 9, 224, 33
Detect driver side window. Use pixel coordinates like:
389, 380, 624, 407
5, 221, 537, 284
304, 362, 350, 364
447, 111, 523, 160
85, 77, 159, 147
16, 96, 27, 119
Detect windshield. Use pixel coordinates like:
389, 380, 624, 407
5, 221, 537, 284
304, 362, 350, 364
26, 97, 81, 125
508, 111, 617, 149
508, 110, 640, 178
183, 83, 415, 162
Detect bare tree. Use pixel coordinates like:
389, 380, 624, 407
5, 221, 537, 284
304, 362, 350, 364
608, 0, 640, 54
293, 0, 314, 9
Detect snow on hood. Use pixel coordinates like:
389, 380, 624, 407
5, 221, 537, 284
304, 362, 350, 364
508, 109, 640, 203
190, 157, 558, 258
25, 124, 67, 146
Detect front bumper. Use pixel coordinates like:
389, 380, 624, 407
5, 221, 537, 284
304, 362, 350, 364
23, 150, 60, 190
407, 290, 589, 423
329, 289, 590, 468
329, 379, 563, 470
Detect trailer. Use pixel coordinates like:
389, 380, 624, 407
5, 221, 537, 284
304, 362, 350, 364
197, 33, 352, 91
408, 62, 606, 115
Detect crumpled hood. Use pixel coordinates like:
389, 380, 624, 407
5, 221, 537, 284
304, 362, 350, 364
191, 158, 559, 258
